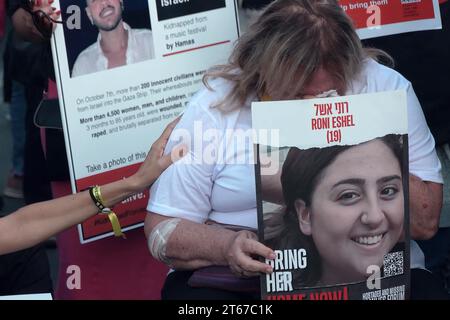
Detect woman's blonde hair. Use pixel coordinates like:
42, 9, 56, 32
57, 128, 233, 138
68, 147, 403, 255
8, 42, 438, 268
204, 0, 391, 110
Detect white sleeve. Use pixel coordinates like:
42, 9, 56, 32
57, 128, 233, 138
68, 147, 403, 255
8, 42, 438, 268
407, 83, 443, 183
146, 99, 223, 223
71, 54, 86, 78
71, 59, 82, 78
144, 30, 155, 60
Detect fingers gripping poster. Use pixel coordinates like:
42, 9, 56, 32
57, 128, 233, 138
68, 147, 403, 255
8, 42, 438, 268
50, 0, 239, 243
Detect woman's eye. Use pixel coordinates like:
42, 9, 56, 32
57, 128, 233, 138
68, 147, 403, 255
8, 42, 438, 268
337, 192, 360, 202
381, 187, 398, 197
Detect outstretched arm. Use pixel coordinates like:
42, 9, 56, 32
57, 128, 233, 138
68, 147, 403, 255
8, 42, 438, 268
0, 118, 182, 255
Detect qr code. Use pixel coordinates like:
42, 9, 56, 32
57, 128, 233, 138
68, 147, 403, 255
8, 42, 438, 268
383, 251, 404, 277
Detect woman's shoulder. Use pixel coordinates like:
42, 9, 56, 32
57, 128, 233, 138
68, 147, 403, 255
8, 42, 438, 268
187, 77, 242, 119
191, 77, 236, 107
180, 77, 241, 130
350, 58, 411, 93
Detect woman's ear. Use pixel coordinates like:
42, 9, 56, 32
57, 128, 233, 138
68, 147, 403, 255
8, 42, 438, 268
294, 199, 312, 236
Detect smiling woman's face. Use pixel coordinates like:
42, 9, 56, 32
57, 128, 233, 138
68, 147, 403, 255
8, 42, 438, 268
296, 139, 404, 285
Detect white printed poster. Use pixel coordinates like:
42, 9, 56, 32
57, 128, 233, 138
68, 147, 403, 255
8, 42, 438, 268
252, 91, 410, 300
51, 0, 239, 243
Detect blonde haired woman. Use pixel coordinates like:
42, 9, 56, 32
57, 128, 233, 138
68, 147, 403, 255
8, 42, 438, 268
145, 0, 442, 300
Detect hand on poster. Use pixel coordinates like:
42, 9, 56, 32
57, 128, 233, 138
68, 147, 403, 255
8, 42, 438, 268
0, 117, 184, 256
224, 230, 274, 278
128, 116, 187, 191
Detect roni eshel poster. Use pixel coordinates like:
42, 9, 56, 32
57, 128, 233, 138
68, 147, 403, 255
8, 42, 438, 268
252, 91, 410, 300
50, 0, 239, 242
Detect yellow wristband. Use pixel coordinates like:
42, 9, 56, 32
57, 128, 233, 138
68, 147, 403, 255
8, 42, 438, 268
89, 186, 105, 211
90, 186, 126, 239
95, 185, 106, 207
102, 208, 127, 239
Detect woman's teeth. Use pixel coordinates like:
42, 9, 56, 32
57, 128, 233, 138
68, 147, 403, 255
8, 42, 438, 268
353, 234, 383, 245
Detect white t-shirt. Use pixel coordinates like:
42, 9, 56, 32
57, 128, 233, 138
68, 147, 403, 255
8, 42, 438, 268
147, 81, 258, 228
147, 59, 442, 231
72, 23, 155, 77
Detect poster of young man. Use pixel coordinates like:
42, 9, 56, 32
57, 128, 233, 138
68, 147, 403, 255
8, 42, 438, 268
51, 0, 239, 243
340, 0, 442, 39
252, 91, 410, 300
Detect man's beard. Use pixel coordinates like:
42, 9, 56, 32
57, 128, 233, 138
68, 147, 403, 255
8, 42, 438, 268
93, 7, 123, 32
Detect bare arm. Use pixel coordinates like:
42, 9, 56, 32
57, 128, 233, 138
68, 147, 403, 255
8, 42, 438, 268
0, 118, 181, 255
0, 178, 138, 255
144, 213, 274, 277
409, 174, 443, 240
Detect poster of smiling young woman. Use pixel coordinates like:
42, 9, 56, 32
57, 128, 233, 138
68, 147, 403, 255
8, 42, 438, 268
252, 91, 410, 300
339, 0, 442, 39
50, 0, 239, 243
